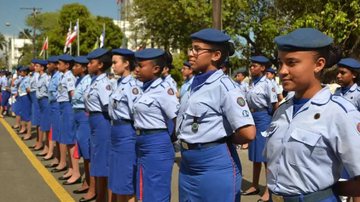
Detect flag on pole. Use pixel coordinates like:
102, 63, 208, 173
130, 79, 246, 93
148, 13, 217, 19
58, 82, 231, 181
116, 0, 123, 4
39, 37, 48, 56
64, 25, 71, 53
99, 24, 105, 48
66, 20, 78, 47
92, 38, 99, 50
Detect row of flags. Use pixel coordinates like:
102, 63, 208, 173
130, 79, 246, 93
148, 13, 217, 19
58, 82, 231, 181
39, 19, 106, 57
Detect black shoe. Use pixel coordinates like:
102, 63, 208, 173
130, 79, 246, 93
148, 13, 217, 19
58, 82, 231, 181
51, 167, 67, 173
21, 136, 32, 141
42, 156, 54, 161
241, 188, 260, 196
11, 125, 20, 129
58, 175, 71, 180
33, 146, 44, 151
45, 163, 58, 168
257, 199, 269, 202
79, 195, 96, 202
63, 177, 81, 185
73, 188, 89, 194
28, 145, 36, 149
18, 130, 27, 134
36, 153, 47, 157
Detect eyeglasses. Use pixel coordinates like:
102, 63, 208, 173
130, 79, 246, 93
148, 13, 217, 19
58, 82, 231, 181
188, 47, 215, 56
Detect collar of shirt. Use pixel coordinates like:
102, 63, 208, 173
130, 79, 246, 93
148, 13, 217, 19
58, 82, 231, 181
190, 69, 218, 91
75, 75, 84, 87
251, 76, 264, 85
341, 86, 351, 95
292, 97, 310, 117
142, 78, 156, 91
348, 83, 358, 93
120, 75, 132, 85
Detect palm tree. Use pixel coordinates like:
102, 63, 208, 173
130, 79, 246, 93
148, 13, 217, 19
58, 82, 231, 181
0, 33, 7, 51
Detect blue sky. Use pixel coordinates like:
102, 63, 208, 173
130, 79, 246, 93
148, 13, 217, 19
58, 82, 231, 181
0, 0, 121, 36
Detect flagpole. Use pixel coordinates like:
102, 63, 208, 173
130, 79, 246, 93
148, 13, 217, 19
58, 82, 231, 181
77, 19, 80, 56
103, 23, 106, 47
46, 36, 48, 59
69, 21, 72, 55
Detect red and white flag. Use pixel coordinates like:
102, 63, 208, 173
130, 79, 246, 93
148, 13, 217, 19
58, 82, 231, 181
39, 37, 48, 56
63, 25, 72, 53
65, 20, 78, 47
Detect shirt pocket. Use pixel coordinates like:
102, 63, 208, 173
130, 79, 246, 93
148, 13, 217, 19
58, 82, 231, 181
286, 128, 326, 168
184, 103, 208, 121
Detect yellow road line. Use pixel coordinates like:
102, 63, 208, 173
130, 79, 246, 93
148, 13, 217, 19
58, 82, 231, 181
0, 119, 75, 202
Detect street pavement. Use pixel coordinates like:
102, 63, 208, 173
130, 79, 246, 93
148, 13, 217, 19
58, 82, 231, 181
0, 116, 266, 202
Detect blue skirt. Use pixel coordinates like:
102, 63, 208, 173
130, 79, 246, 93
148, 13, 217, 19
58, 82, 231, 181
136, 131, 174, 202
59, 102, 75, 145
179, 143, 241, 202
49, 101, 61, 142
12, 97, 19, 115
248, 111, 271, 163
109, 122, 136, 195
89, 113, 111, 177
38, 97, 51, 132
1, 91, 10, 107
30, 92, 40, 126
18, 95, 31, 122
74, 110, 91, 160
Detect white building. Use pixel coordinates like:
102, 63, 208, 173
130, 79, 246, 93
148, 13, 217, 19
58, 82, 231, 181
5, 36, 32, 69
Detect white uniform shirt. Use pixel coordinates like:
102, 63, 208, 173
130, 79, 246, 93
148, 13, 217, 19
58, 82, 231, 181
334, 83, 360, 111
246, 76, 278, 110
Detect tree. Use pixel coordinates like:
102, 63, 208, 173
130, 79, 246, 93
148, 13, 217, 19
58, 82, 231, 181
0, 33, 6, 51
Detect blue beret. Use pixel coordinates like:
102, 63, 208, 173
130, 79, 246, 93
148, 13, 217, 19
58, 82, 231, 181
16, 66, 22, 71
73, 56, 89, 64
183, 61, 191, 67
135, 48, 165, 60
191, 28, 231, 43
58, 54, 74, 62
19, 66, 29, 72
274, 28, 333, 51
31, 59, 38, 64
35, 59, 48, 66
87, 48, 109, 60
266, 68, 276, 74
250, 56, 270, 64
47, 56, 58, 63
337, 58, 360, 69
112, 48, 134, 57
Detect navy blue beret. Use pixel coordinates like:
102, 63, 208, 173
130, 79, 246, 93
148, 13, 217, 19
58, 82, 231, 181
31, 59, 39, 64
112, 48, 134, 57
19, 66, 29, 72
183, 61, 191, 67
35, 59, 48, 66
58, 54, 74, 62
87, 48, 109, 60
337, 58, 360, 69
274, 28, 333, 51
16, 66, 22, 71
191, 28, 231, 43
47, 56, 58, 63
251, 56, 270, 64
135, 48, 165, 60
266, 68, 276, 74
73, 56, 89, 64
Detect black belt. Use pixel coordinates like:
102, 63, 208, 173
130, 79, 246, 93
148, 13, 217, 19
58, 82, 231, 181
38, 97, 48, 100
180, 137, 227, 150
135, 129, 167, 136
271, 187, 334, 202
89, 111, 102, 116
73, 108, 85, 112
111, 119, 133, 126
250, 108, 267, 113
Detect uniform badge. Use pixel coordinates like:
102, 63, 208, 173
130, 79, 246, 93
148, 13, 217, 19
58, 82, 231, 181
242, 110, 249, 117
132, 88, 139, 95
314, 113, 320, 119
167, 88, 174, 95
237, 97, 245, 107
106, 85, 111, 91
272, 87, 275, 92
191, 123, 199, 133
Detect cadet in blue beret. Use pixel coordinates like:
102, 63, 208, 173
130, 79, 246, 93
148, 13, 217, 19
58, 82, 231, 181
132, 48, 178, 202
265, 28, 360, 202
334, 58, 360, 111
71, 56, 94, 198
176, 28, 255, 202
265, 68, 284, 102
10, 66, 24, 130
243, 55, 278, 201
17, 66, 33, 141
0, 67, 11, 118
43, 56, 62, 168
108, 48, 140, 201
179, 61, 194, 99
34, 59, 51, 159
234, 69, 249, 95
83, 48, 113, 202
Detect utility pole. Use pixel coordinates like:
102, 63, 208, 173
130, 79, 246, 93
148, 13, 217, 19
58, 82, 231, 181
212, 0, 222, 30
20, 7, 42, 58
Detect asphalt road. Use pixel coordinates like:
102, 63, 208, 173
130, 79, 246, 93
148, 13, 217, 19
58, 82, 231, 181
0, 116, 266, 202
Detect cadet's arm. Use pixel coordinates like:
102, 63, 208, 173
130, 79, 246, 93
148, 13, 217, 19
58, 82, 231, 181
334, 176, 360, 196
232, 124, 256, 144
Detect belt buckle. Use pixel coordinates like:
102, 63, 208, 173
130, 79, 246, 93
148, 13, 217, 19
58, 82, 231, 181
271, 193, 284, 202
136, 129, 141, 136
250, 108, 255, 113
181, 141, 189, 150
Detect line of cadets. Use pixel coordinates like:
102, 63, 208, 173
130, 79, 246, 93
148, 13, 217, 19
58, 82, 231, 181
1, 27, 360, 202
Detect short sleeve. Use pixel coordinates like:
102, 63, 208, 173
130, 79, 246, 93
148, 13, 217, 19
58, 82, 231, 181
66, 74, 76, 92
221, 88, 255, 130
158, 87, 179, 119
336, 109, 360, 177
98, 81, 112, 106
267, 82, 278, 103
